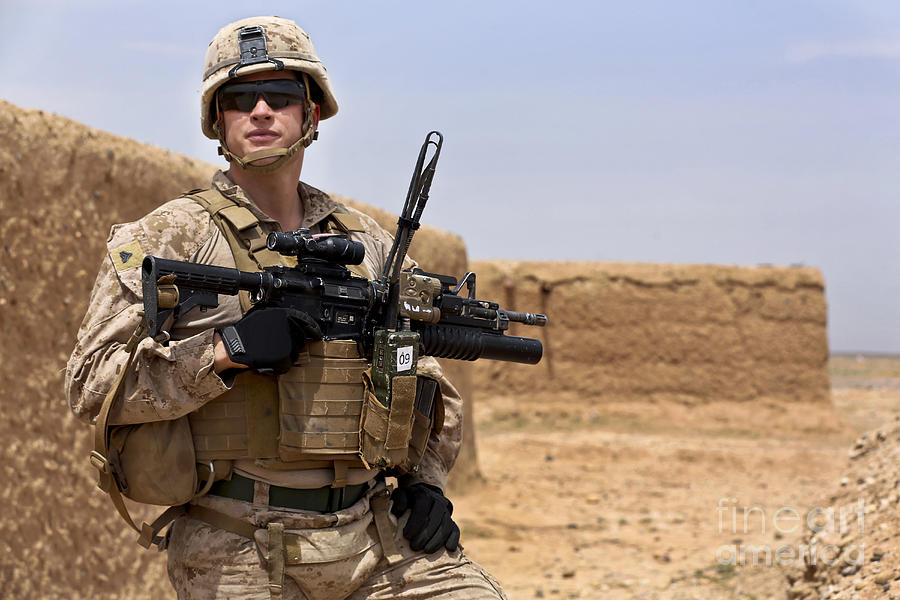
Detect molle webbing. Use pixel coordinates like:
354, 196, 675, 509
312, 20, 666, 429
188, 340, 369, 477
277, 340, 367, 461
190, 371, 279, 460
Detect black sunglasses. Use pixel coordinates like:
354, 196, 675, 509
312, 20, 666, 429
217, 79, 307, 112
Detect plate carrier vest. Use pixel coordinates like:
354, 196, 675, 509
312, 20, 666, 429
186, 187, 375, 487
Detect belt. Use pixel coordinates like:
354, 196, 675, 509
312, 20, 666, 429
208, 473, 369, 513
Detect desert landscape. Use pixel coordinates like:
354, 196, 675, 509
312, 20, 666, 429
1, 100, 898, 600
453, 354, 900, 600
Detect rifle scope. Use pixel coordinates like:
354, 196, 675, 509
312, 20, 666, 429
266, 229, 365, 265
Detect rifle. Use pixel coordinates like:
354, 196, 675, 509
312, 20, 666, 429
141, 132, 547, 380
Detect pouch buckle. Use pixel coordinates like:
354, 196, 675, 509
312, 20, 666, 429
89, 450, 110, 474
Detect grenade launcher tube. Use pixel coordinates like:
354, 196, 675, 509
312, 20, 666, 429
415, 324, 543, 365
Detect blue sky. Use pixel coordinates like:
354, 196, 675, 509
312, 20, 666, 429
2, 1, 898, 353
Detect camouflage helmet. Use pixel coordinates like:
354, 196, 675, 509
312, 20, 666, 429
200, 16, 338, 141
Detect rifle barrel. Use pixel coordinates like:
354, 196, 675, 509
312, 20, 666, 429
500, 310, 548, 327
416, 324, 543, 364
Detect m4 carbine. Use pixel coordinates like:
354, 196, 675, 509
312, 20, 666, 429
141, 132, 547, 368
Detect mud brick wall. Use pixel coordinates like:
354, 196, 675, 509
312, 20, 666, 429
0, 100, 469, 599
468, 260, 830, 405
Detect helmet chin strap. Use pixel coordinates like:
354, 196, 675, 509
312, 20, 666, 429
217, 99, 318, 174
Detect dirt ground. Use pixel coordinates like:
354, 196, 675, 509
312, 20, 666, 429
450, 354, 900, 600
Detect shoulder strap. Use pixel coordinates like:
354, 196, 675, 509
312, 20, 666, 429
186, 188, 296, 312
328, 211, 367, 234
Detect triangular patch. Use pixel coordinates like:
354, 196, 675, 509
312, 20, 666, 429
111, 240, 144, 272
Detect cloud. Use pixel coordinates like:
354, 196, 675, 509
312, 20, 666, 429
785, 40, 900, 64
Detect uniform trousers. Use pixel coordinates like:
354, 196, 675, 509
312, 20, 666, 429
166, 483, 506, 600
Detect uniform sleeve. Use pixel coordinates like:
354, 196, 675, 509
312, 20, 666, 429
65, 200, 231, 426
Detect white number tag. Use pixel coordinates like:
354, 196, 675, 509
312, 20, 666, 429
396, 346, 414, 372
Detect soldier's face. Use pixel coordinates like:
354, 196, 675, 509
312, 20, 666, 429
219, 70, 319, 161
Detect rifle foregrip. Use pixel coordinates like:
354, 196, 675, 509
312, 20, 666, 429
417, 325, 543, 365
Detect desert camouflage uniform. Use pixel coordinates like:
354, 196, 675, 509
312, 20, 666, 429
66, 171, 507, 599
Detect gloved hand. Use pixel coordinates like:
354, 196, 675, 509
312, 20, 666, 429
390, 483, 460, 553
216, 307, 321, 374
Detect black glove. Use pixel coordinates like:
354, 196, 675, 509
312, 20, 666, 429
390, 483, 460, 553
217, 307, 321, 374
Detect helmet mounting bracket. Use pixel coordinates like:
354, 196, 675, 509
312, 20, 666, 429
228, 26, 285, 79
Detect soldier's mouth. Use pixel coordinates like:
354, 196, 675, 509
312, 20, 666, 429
247, 130, 280, 143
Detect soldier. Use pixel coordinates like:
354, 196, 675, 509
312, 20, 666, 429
66, 16, 507, 599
